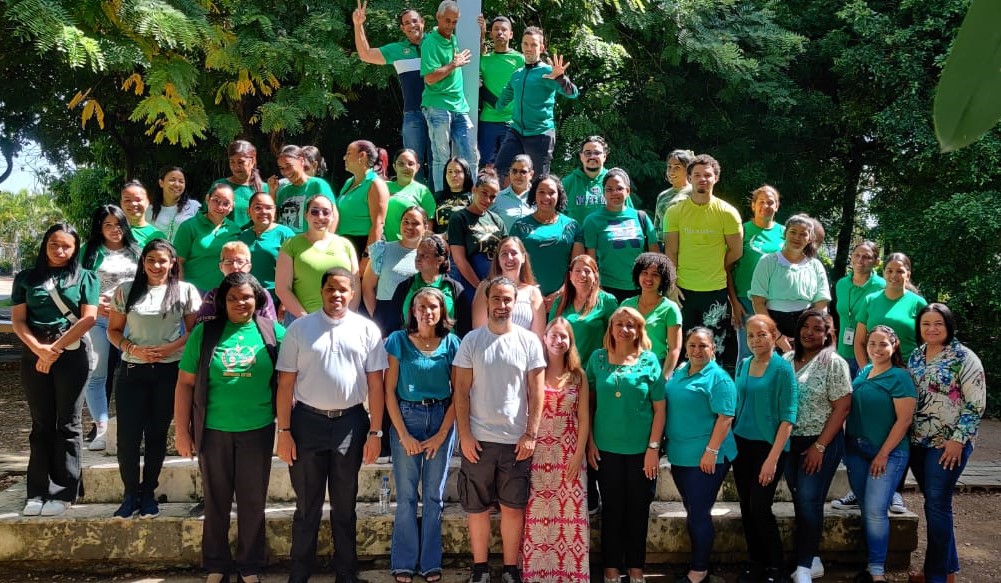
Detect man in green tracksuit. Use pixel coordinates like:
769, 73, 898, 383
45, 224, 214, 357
493, 27, 579, 179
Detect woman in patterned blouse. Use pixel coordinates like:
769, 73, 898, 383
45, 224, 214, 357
907, 303, 986, 583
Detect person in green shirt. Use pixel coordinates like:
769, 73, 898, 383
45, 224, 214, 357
653, 149, 694, 247
844, 325, 916, 583
585, 306, 665, 583
728, 185, 784, 362
208, 139, 268, 229
174, 272, 285, 583
12, 222, 99, 517
619, 253, 683, 376
477, 15, 524, 166
274, 144, 338, 234
561, 136, 632, 225
421, 0, 478, 191
832, 241, 884, 377
239, 192, 296, 305
173, 184, 242, 294
853, 252, 927, 368
582, 168, 659, 302
389, 234, 471, 336
337, 139, 390, 271
120, 181, 167, 247
385, 149, 436, 242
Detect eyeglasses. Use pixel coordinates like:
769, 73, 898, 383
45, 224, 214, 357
219, 259, 249, 268
309, 207, 332, 217
509, 168, 532, 175
208, 198, 233, 209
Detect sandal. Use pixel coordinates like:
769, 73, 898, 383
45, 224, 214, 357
423, 572, 442, 583
392, 572, 414, 583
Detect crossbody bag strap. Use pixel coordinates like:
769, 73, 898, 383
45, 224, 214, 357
42, 277, 79, 324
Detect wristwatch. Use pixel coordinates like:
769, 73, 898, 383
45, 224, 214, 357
368, 430, 384, 438
648, 441, 660, 450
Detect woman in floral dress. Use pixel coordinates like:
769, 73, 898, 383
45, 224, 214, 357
522, 317, 591, 583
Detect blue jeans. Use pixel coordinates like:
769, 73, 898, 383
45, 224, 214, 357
735, 297, 754, 363
846, 357, 860, 380
671, 462, 731, 571
423, 106, 478, 192
389, 400, 456, 576
784, 433, 845, 568
84, 316, 110, 423
910, 441, 972, 582
843, 436, 909, 577
477, 120, 509, 167
402, 109, 433, 186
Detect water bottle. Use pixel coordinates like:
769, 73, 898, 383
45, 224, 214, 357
379, 476, 391, 514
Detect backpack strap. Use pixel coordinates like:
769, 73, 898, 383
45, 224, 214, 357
636, 210, 649, 250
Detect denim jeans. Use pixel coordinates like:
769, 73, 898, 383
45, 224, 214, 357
910, 441, 972, 583
843, 436, 910, 577
423, 106, 478, 192
846, 357, 860, 380
402, 109, 433, 186
671, 462, 732, 571
389, 400, 456, 576
477, 120, 509, 167
83, 316, 110, 423
784, 432, 845, 568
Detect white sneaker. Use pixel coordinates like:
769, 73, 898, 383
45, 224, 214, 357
811, 556, 825, 578
39, 500, 70, 516
793, 566, 812, 583
22, 498, 44, 516
890, 492, 907, 514
88, 422, 108, 451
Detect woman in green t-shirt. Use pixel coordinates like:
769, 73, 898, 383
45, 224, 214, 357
12, 223, 99, 517
853, 252, 927, 369
844, 325, 916, 583
585, 307, 665, 583
337, 139, 390, 272
620, 252, 683, 377
175, 272, 284, 583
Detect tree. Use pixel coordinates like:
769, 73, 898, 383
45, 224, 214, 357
0, 189, 65, 273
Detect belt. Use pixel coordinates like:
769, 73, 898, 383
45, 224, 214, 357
296, 402, 363, 419
400, 397, 451, 406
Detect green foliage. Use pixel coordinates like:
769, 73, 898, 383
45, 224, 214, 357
0, 189, 66, 273
933, 0, 1001, 152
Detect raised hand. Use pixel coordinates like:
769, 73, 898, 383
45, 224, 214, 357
544, 53, 571, 79
452, 48, 472, 68
352, 0, 367, 26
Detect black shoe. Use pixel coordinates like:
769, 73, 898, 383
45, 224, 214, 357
737, 564, 764, 583
113, 493, 140, 519
854, 571, 875, 583
139, 491, 160, 519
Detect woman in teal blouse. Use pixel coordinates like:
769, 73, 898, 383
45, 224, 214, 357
665, 327, 737, 583
586, 307, 665, 583
733, 314, 798, 583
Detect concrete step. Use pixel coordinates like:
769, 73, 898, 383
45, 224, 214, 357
0, 480, 917, 570
80, 450, 852, 505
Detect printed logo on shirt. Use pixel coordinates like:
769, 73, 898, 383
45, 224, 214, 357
220, 342, 257, 378
607, 217, 642, 250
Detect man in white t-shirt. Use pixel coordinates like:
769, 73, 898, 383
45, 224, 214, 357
454, 276, 545, 583
275, 267, 388, 583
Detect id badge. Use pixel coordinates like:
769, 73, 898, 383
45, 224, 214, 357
842, 328, 855, 346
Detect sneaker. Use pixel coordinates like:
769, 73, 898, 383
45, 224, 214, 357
88, 422, 108, 451
810, 557, 825, 578
890, 492, 907, 514
793, 567, 812, 583
764, 568, 791, 583
831, 490, 858, 509
140, 491, 160, 519
501, 570, 523, 583
22, 498, 44, 516
39, 499, 70, 516
469, 570, 491, 583
114, 493, 140, 519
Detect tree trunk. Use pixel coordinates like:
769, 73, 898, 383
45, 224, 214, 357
833, 154, 865, 281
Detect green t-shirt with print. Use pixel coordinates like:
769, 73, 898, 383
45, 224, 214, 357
582, 207, 657, 291
275, 177, 336, 234
385, 181, 436, 242
732, 220, 785, 297
172, 214, 242, 293
587, 349, 665, 455
619, 296, 682, 362
549, 290, 619, 366
209, 178, 267, 228
420, 29, 469, 113
510, 213, 583, 296
401, 274, 459, 326
480, 50, 524, 123
280, 234, 357, 313
846, 365, 917, 452
559, 167, 633, 225
857, 289, 927, 359
179, 320, 286, 432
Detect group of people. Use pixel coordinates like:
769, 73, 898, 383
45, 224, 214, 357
7, 7, 987, 583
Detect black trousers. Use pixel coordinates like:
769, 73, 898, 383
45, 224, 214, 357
733, 435, 787, 569
22, 346, 89, 501
598, 450, 656, 570
199, 424, 275, 576
288, 404, 368, 579
114, 361, 178, 495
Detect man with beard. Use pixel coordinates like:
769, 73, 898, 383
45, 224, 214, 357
353, 1, 432, 184
276, 267, 388, 583
561, 136, 632, 225
665, 154, 744, 372
454, 276, 546, 583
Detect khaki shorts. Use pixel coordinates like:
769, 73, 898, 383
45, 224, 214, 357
457, 441, 531, 512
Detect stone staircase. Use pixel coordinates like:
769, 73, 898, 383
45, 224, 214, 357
0, 420, 919, 572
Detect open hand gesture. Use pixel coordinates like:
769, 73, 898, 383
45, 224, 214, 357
452, 48, 472, 68
544, 53, 570, 79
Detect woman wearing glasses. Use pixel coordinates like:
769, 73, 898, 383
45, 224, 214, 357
275, 195, 359, 321
173, 184, 242, 294
194, 242, 277, 324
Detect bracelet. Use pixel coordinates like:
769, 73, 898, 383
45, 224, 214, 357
277, 427, 291, 433
118, 338, 128, 352
814, 442, 827, 454
705, 445, 719, 455
523, 432, 537, 440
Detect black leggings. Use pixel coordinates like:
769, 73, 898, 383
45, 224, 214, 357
114, 361, 178, 496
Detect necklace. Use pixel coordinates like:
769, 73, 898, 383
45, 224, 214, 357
412, 333, 436, 349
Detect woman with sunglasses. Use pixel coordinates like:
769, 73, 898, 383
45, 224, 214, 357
173, 183, 242, 295
276, 195, 359, 321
